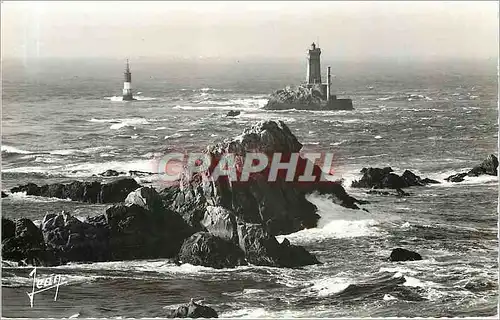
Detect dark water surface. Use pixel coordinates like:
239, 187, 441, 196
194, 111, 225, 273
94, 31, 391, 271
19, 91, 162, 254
1, 58, 498, 318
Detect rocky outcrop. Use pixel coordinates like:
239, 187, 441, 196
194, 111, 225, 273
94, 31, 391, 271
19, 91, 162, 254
164, 300, 218, 318
104, 187, 192, 260
161, 120, 361, 237
10, 178, 140, 204
445, 154, 498, 182
200, 206, 238, 242
263, 85, 353, 111
2, 218, 16, 240
352, 168, 439, 189
3, 187, 193, 266
389, 248, 422, 262
445, 172, 468, 183
178, 232, 245, 269
41, 211, 109, 264
468, 154, 498, 176
237, 223, 319, 268
2, 218, 48, 266
367, 188, 410, 197
99, 169, 125, 177
226, 110, 241, 117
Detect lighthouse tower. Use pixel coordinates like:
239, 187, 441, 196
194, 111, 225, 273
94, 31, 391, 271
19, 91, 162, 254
306, 42, 322, 85
122, 59, 134, 101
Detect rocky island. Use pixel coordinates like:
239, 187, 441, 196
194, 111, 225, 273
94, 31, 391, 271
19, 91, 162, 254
263, 43, 353, 111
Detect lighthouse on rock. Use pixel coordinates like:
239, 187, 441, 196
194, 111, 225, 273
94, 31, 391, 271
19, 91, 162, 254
122, 59, 135, 101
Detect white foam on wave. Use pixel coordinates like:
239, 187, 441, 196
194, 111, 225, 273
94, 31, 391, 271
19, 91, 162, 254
104, 96, 156, 101
376, 96, 395, 101
2, 158, 157, 178
54, 259, 251, 275
431, 169, 498, 187
383, 294, 398, 301
275, 194, 380, 244
1, 145, 33, 154
7, 191, 72, 203
330, 140, 347, 146
110, 118, 150, 130
303, 276, 352, 297
89, 118, 120, 123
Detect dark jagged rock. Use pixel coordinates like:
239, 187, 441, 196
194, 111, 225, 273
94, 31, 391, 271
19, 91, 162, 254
178, 232, 245, 269
2, 217, 16, 240
263, 85, 353, 111
445, 172, 468, 183
105, 188, 192, 261
421, 178, 441, 184
366, 188, 410, 197
445, 154, 498, 183
161, 120, 360, 237
226, 110, 241, 117
9, 178, 140, 204
165, 300, 218, 318
10, 182, 41, 195
200, 206, 238, 242
129, 170, 155, 176
2, 218, 47, 266
237, 223, 319, 268
100, 178, 141, 203
99, 169, 124, 177
467, 154, 498, 177
389, 248, 422, 262
1, 191, 8, 198
352, 168, 439, 189
396, 188, 410, 197
41, 211, 110, 264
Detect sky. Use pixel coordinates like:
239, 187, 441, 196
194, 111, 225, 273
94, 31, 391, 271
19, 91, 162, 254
1, 1, 498, 61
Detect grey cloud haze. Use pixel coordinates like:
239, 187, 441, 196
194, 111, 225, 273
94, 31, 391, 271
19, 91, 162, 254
1, 1, 498, 61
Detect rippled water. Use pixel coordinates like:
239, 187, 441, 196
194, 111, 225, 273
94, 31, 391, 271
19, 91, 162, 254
1, 58, 498, 318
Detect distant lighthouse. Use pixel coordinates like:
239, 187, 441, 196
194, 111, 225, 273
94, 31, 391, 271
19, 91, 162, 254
122, 59, 134, 101
306, 42, 322, 85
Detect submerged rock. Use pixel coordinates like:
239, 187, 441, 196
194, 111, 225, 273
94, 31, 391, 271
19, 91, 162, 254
10, 178, 140, 204
226, 110, 241, 117
445, 172, 468, 183
1, 191, 8, 198
164, 299, 218, 318
445, 154, 498, 183
389, 248, 422, 262
99, 169, 124, 177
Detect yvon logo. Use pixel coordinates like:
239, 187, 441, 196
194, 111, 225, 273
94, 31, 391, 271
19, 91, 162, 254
27, 267, 69, 308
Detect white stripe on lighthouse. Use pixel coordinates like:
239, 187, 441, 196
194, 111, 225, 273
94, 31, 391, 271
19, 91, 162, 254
123, 82, 131, 90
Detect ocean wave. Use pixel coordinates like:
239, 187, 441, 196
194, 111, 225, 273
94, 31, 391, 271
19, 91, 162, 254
7, 191, 72, 203
2, 159, 157, 178
1, 145, 33, 155
104, 96, 157, 101
275, 194, 380, 244
109, 118, 150, 130
303, 276, 352, 297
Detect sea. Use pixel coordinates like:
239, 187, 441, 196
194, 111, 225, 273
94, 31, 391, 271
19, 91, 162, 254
1, 57, 498, 318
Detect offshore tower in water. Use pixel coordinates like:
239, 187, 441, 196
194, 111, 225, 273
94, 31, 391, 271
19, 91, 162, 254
306, 42, 322, 85
122, 59, 135, 101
